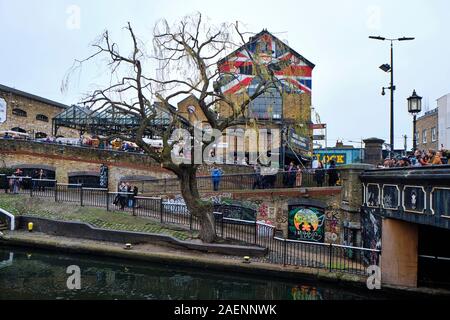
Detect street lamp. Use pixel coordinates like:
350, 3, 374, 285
369, 35, 415, 158
407, 90, 422, 151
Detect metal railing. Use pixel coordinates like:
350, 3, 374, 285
0, 180, 377, 275
128, 169, 337, 195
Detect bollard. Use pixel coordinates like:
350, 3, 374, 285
28, 222, 33, 232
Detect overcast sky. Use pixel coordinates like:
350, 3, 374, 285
1, 0, 449, 149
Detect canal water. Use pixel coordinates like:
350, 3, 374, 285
0, 246, 385, 300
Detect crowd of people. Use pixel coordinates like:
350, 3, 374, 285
379, 149, 449, 168
114, 181, 139, 210
248, 158, 340, 191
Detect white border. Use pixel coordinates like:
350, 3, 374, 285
402, 185, 427, 214
362, 183, 366, 206
382, 184, 400, 210
366, 183, 380, 208
430, 187, 450, 218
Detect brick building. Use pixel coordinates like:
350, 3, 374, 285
0, 84, 78, 138
179, 30, 315, 167
416, 108, 439, 151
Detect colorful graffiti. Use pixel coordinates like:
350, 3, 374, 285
217, 31, 313, 95
288, 205, 325, 242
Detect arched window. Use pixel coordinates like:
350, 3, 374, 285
11, 127, 26, 133
35, 132, 47, 139
36, 114, 49, 122
12, 108, 27, 117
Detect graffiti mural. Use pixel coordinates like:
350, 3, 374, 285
432, 188, 450, 217
217, 31, 313, 95
288, 205, 325, 242
361, 208, 382, 265
324, 209, 340, 244
382, 185, 399, 210
366, 184, 380, 207
403, 186, 426, 213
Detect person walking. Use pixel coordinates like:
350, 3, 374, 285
314, 162, 325, 187
117, 182, 128, 210
252, 163, 261, 189
211, 166, 223, 191
132, 186, 139, 208
327, 160, 339, 186
295, 165, 303, 187
126, 182, 133, 208
287, 162, 297, 188
12, 168, 23, 194
37, 169, 46, 191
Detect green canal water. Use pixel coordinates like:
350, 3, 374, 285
0, 246, 385, 300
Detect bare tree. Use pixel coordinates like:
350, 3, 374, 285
64, 13, 278, 243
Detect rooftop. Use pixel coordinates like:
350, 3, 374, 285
0, 83, 69, 109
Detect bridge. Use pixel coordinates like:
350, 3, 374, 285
360, 165, 450, 289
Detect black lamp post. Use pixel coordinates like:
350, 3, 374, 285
369, 36, 415, 158
407, 90, 422, 151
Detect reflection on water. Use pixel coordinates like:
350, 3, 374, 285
0, 247, 375, 300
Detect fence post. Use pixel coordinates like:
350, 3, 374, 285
160, 198, 163, 223
283, 239, 287, 266
106, 191, 110, 211
80, 186, 84, 207
221, 214, 224, 238
329, 244, 333, 272
254, 221, 257, 244
189, 211, 193, 231
30, 180, 33, 197
55, 182, 58, 202
132, 196, 136, 216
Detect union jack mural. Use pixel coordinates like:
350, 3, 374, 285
217, 31, 314, 95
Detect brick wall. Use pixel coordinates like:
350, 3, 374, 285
416, 109, 438, 151
0, 89, 79, 138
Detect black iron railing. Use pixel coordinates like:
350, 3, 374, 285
128, 169, 337, 195
0, 180, 377, 275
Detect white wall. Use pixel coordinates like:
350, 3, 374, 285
438, 94, 450, 149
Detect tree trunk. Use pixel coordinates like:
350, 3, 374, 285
179, 166, 216, 243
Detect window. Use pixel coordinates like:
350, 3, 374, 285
35, 132, 47, 139
422, 129, 427, 144
12, 108, 27, 117
248, 79, 282, 120
36, 114, 49, 122
11, 127, 26, 133
415, 130, 419, 143
431, 127, 437, 142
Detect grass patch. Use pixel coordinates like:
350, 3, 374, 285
0, 194, 197, 240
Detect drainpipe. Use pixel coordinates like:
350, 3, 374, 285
0, 208, 15, 231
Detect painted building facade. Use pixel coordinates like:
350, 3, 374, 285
212, 30, 315, 165
416, 108, 439, 151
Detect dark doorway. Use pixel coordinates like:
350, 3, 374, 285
418, 225, 450, 289
69, 175, 100, 188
